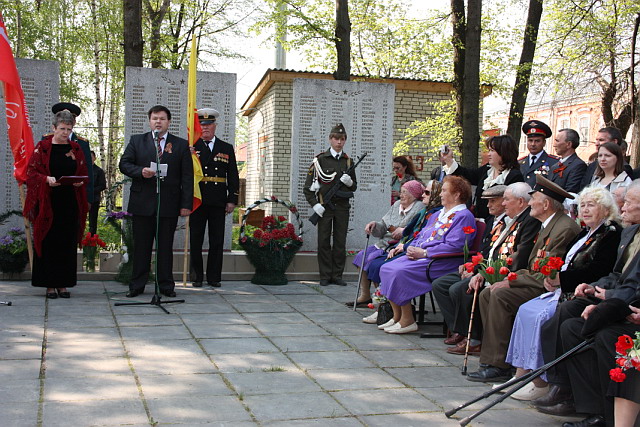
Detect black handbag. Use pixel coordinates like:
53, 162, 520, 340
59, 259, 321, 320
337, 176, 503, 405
376, 302, 394, 325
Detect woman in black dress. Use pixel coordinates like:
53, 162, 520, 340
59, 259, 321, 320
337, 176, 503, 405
24, 111, 88, 299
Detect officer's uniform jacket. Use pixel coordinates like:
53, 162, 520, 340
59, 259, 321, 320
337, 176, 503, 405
303, 150, 357, 208
194, 136, 239, 207
519, 151, 558, 189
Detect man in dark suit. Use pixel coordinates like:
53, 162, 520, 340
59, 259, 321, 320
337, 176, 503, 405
119, 105, 193, 298
519, 120, 558, 188
189, 108, 239, 288
467, 175, 581, 382
548, 128, 587, 193
533, 179, 640, 418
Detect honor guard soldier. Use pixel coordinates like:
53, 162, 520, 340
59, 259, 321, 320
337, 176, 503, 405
303, 123, 358, 287
189, 108, 239, 288
48, 102, 94, 205
519, 120, 557, 189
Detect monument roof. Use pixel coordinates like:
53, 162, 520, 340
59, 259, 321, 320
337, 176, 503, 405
241, 68, 493, 115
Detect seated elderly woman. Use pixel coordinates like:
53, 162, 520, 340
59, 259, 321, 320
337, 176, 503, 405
349, 180, 426, 307
503, 185, 622, 401
376, 175, 477, 334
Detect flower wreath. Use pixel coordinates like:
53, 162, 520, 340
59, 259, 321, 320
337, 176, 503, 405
239, 196, 304, 244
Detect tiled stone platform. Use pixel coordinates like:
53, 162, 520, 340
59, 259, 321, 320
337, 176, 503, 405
0, 280, 580, 426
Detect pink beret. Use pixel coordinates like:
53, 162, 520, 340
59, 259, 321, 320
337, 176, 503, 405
402, 180, 425, 200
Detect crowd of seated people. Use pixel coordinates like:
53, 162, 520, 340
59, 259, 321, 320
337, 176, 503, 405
361, 127, 638, 426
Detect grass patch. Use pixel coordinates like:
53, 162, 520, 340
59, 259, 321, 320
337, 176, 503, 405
262, 366, 285, 372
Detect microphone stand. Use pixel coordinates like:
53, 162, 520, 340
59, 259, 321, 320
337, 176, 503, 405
116, 130, 184, 314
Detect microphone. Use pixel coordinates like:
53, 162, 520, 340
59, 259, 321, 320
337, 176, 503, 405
153, 130, 159, 142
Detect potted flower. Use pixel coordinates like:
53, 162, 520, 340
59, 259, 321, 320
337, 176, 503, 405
239, 197, 303, 285
0, 227, 29, 274
81, 232, 107, 272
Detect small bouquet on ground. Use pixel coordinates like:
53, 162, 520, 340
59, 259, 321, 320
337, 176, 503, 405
0, 227, 29, 274
82, 232, 107, 272
532, 256, 564, 280
368, 289, 388, 309
464, 254, 517, 285
609, 332, 640, 383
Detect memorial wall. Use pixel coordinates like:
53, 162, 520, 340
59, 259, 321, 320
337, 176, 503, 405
290, 78, 395, 251
123, 67, 236, 250
0, 59, 59, 229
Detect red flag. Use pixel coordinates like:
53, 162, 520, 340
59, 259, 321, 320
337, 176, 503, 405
0, 12, 34, 184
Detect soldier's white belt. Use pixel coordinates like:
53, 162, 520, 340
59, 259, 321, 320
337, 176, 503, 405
201, 177, 226, 183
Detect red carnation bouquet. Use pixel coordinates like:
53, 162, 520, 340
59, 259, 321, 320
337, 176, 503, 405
532, 256, 564, 280
464, 253, 517, 285
462, 226, 476, 262
81, 232, 107, 272
242, 215, 302, 250
610, 332, 640, 383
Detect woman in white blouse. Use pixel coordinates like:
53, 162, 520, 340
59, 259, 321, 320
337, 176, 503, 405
591, 142, 632, 192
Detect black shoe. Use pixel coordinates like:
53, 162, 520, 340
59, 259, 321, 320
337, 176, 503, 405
161, 289, 177, 297
334, 278, 348, 286
46, 292, 58, 299
192, 281, 203, 288
535, 400, 576, 416
532, 384, 573, 407
208, 282, 221, 288
344, 299, 372, 308
57, 291, 71, 299
562, 414, 605, 427
319, 279, 330, 286
466, 365, 512, 382
126, 289, 144, 298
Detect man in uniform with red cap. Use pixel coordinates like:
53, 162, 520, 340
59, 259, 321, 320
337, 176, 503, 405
519, 120, 558, 189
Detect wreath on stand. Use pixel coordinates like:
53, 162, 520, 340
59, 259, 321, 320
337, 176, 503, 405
239, 197, 304, 285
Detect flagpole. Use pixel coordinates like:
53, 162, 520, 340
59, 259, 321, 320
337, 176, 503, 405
182, 217, 189, 287
18, 184, 33, 270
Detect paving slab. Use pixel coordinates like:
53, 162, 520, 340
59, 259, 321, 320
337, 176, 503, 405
242, 391, 350, 422
225, 370, 323, 395
331, 388, 440, 415
44, 374, 140, 401
0, 401, 39, 427
211, 352, 299, 373
271, 335, 351, 353
200, 337, 280, 354
44, 357, 131, 378
138, 373, 233, 399
41, 398, 149, 426
308, 368, 406, 391
289, 350, 376, 370
145, 395, 253, 424
255, 322, 331, 337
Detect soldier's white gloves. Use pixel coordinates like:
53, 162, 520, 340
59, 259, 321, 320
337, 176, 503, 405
313, 203, 325, 217
340, 173, 353, 187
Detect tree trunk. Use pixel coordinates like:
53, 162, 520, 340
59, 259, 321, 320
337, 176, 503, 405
123, 0, 143, 73
451, 0, 465, 152
629, 13, 639, 167
461, 0, 481, 167
506, 0, 543, 140
90, 0, 105, 168
334, 0, 351, 81
145, 0, 171, 68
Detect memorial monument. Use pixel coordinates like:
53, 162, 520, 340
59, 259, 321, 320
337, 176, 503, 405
123, 66, 237, 250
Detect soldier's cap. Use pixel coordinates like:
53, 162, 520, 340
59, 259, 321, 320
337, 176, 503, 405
52, 102, 81, 117
522, 120, 552, 139
529, 174, 574, 203
197, 108, 219, 125
480, 184, 507, 199
330, 123, 347, 136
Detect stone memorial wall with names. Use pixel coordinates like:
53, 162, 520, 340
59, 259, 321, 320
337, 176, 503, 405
290, 78, 395, 251
0, 59, 59, 230
123, 67, 236, 250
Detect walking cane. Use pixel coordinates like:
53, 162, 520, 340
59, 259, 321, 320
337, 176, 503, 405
353, 233, 371, 311
461, 283, 479, 375
446, 338, 593, 425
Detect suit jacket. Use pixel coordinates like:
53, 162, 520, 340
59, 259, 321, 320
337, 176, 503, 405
591, 224, 640, 303
491, 207, 541, 271
119, 131, 193, 217
519, 151, 558, 188
548, 153, 587, 193
194, 137, 239, 207
508, 212, 581, 289
558, 221, 622, 293
451, 165, 524, 219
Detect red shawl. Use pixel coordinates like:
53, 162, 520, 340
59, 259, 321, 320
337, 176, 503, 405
23, 136, 89, 256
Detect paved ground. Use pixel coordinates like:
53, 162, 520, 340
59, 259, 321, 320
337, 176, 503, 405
0, 279, 580, 426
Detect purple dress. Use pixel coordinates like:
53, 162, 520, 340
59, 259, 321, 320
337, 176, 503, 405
353, 246, 385, 269
379, 207, 476, 306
